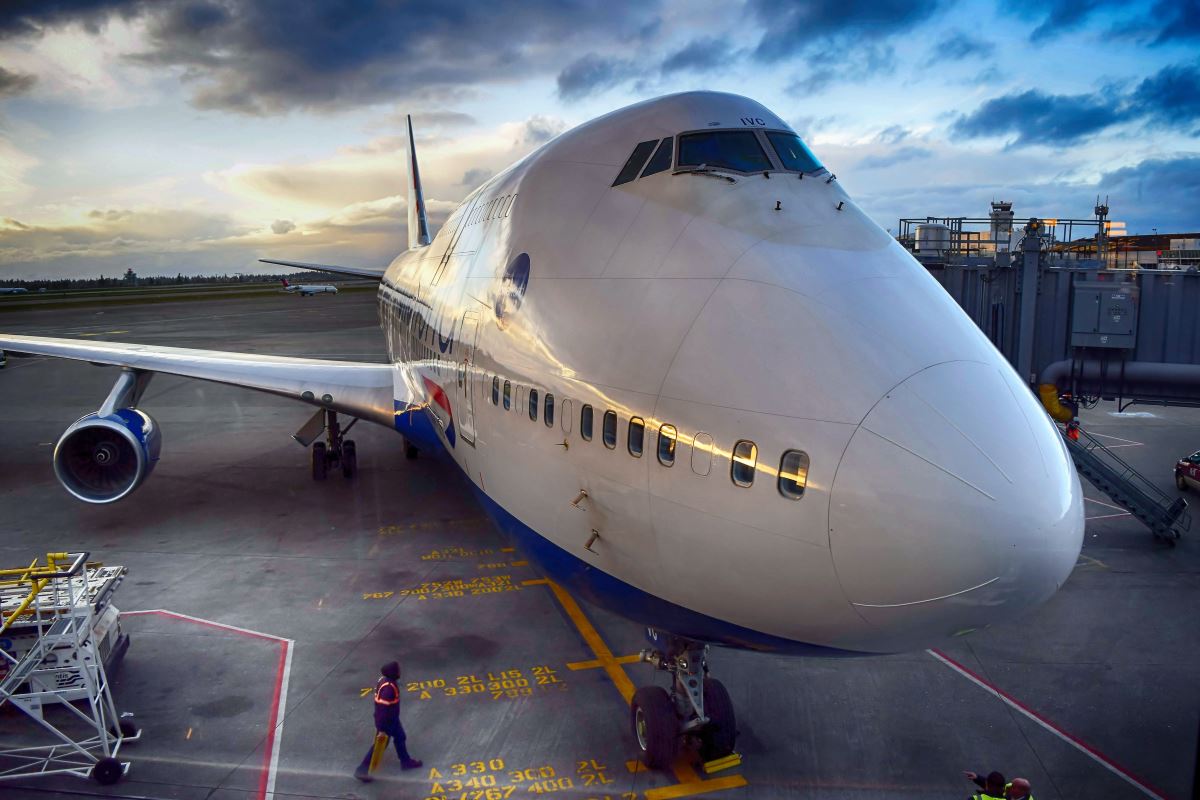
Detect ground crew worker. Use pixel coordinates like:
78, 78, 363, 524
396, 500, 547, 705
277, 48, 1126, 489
1007, 777, 1033, 798
354, 661, 422, 782
963, 770, 1007, 799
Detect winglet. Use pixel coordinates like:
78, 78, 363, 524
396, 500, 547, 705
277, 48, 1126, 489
407, 114, 431, 249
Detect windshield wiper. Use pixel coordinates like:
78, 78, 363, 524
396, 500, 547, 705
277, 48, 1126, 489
672, 166, 737, 183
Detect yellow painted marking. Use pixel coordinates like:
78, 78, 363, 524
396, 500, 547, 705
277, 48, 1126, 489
522, 578, 549, 586
510, 560, 529, 567
185, 727, 192, 740
538, 580, 636, 703
702, 754, 742, 774
645, 774, 748, 799
500, 547, 516, 553
626, 760, 649, 774
1076, 554, 1109, 570
568, 654, 642, 670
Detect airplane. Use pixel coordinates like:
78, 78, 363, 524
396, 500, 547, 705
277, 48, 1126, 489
0, 287, 30, 295
281, 278, 338, 296
0, 92, 1084, 769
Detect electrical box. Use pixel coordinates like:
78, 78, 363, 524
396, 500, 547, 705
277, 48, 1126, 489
1070, 281, 1138, 349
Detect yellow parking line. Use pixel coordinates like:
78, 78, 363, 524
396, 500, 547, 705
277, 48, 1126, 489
529, 578, 747, 797
568, 654, 641, 671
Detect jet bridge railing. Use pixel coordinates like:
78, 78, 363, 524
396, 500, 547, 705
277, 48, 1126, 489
1062, 427, 1190, 543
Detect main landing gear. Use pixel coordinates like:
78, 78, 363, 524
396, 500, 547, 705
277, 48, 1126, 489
311, 409, 358, 480
631, 630, 737, 770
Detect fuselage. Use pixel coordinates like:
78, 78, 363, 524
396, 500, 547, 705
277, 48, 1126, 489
374, 92, 1084, 655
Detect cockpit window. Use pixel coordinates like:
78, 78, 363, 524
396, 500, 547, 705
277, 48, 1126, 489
766, 132, 823, 173
613, 140, 659, 187
641, 139, 673, 177
678, 131, 771, 173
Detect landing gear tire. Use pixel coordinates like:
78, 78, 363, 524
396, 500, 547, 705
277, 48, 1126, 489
631, 686, 678, 769
1177, 473, 1187, 491
91, 757, 123, 785
342, 440, 358, 478
699, 678, 736, 760
312, 442, 328, 480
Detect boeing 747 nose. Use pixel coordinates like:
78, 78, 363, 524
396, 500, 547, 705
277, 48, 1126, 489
829, 359, 1085, 652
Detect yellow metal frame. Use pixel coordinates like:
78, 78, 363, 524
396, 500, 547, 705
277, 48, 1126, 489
0, 552, 72, 636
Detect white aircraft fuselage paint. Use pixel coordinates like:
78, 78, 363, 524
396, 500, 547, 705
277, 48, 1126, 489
376, 92, 1084, 655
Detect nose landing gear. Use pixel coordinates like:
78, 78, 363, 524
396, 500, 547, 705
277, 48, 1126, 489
631, 630, 737, 769
309, 409, 358, 481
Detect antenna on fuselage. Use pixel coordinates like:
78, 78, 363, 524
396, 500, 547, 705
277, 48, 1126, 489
406, 114, 431, 249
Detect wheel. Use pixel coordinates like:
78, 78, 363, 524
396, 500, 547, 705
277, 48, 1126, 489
342, 440, 358, 478
1177, 473, 1187, 491
312, 442, 328, 480
91, 756, 123, 785
631, 686, 678, 769
405, 442, 419, 460
699, 678, 737, 760
118, 718, 140, 738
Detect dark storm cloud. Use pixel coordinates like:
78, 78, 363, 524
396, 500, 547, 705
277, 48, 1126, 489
750, 0, 943, 62
925, 31, 994, 65
787, 43, 895, 95
951, 61, 1200, 146
660, 37, 733, 74
1097, 155, 1200, 224
0, 65, 36, 97
1007, 0, 1196, 45
556, 54, 637, 100
0, 0, 146, 39
2, 0, 661, 114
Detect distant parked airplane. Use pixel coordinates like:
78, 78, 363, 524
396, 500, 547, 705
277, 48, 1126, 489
281, 278, 337, 296
0, 92, 1084, 770
0, 287, 29, 295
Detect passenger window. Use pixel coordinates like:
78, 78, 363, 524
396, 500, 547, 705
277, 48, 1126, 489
503, 380, 511, 410
657, 424, 677, 466
678, 131, 771, 173
612, 140, 658, 187
778, 450, 810, 500
766, 131, 823, 173
641, 138, 673, 177
691, 432, 713, 476
561, 399, 572, 434
492, 376, 500, 406
731, 440, 757, 487
581, 405, 594, 441
529, 389, 539, 421
628, 417, 645, 457
544, 393, 555, 427
602, 410, 617, 449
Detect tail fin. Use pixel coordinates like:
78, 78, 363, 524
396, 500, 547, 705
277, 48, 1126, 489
281, 279, 289, 287
406, 114, 431, 249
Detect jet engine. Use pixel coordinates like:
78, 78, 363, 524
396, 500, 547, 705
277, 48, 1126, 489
53, 409, 161, 504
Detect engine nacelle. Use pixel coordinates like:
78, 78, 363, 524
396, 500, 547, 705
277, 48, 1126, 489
53, 409, 162, 504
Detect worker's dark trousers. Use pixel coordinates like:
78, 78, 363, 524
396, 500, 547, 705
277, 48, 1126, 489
358, 719, 412, 769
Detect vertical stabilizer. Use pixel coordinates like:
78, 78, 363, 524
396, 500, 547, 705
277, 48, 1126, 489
406, 115, 431, 249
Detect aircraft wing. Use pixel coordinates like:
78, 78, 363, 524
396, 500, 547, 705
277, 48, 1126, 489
0, 334, 401, 426
259, 258, 385, 281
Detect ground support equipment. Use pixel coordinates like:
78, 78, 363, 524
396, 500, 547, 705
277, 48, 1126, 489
0, 552, 139, 786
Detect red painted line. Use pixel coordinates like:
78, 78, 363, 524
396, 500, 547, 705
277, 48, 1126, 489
929, 649, 1172, 800
120, 610, 293, 800
258, 639, 289, 800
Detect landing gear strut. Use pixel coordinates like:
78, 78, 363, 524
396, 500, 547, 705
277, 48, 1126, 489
310, 409, 358, 481
631, 630, 737, 769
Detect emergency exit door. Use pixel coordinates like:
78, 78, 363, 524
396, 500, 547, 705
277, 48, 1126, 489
457, 311, 480, 446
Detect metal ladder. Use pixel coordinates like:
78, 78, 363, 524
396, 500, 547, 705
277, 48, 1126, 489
1063, 427, 1190, 542
0, 552, 138, 786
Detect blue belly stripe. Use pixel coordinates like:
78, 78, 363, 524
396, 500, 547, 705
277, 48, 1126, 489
468, 485, 866, 657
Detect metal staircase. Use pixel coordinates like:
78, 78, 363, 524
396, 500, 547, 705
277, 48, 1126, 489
1063, 427, 1190, 542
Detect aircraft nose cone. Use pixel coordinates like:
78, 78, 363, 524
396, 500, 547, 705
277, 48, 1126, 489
829, 360, 1083, 650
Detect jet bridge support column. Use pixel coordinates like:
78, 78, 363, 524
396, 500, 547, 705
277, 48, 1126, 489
1015, 219, 1043, 384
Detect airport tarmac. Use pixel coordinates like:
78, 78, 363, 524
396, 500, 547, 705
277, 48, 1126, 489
1, 292, 1196, 799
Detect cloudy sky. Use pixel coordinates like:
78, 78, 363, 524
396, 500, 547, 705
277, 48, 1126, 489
0, 0, 1197, 279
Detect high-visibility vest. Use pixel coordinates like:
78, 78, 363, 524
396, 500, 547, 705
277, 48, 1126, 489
973, 793, 1005, 800
374, 678, 399, 706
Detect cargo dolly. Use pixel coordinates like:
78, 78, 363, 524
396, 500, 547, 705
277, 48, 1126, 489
0, 552, 139, 786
